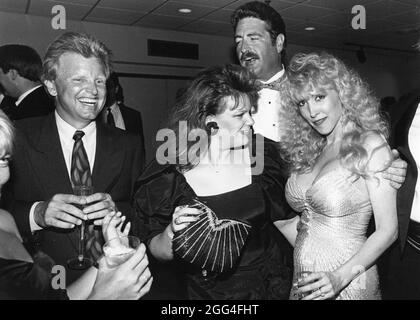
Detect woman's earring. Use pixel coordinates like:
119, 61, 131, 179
206, 121, 219, 136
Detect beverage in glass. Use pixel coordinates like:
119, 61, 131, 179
103, 235, 140, 267
67, 185, 94, 270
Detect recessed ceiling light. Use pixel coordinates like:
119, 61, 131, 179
305, 26, 316, 31
179, 8, 192, 13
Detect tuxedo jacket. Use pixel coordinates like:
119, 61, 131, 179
389, 92, 420, 252
12, 86, 55, 121
7, 113, 145, 282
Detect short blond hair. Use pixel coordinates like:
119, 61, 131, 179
43, 32, 112, 82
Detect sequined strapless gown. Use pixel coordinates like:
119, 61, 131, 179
285, 167, 381, 300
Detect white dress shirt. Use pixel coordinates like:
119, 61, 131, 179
253, 69, 286, 142
105, 103, 126, 130
15, 84, 42, 106
29, 111, 97, 232
409, 102, 420, 222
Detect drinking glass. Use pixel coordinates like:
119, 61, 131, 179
291, 269, 315, 299
103, 235, 140, 268
67, 185, 94, 270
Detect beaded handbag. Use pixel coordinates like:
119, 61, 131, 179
172, 199, 251, 274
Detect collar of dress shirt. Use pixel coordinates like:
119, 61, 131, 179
55, 110, 96, 147
107, 102, 119, 113
104, 102, 118, 121
15, 84, 42, 106
259, 67, 285, 84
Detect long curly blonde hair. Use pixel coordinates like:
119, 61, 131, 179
279, 52, 389, 176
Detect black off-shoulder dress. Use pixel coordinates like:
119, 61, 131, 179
132, 136, 295, 300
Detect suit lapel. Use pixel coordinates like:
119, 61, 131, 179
32, 114, 73, 196
92, 122, 124, 193
29, 114, 78, 250
119, 105, 136, 134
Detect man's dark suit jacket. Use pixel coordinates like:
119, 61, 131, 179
12, 86, 55, 121
0, 95, 16, 119
7, 113, 145, 283
115, 104, 145, 165
389, 92, 420, 252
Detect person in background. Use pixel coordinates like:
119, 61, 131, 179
101, 72, 145, 165
379, 38, 420, 299
0, 84, 16, 119
0, 109, 152, 300
0, 44, 55, 120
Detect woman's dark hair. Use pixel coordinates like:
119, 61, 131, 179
167, 64, 258, 171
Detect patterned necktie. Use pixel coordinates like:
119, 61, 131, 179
71, 131, 102, 262
257, 73, 287, 91
107, 107, 115, 127
71, 131, 92, 187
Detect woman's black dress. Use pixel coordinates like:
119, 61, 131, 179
132, 137, 295, 299
0, 252, 68, 300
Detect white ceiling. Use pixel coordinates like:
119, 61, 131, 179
0, 0, 419, 52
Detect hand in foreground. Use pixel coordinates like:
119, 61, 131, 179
171, 205, 201, 234
34, 194, 87, 229
82, 193, 116, 226
89, 243, 153, 300
102, 211, 130, 244
293, 271, 343, 300
382, 149, 407, 189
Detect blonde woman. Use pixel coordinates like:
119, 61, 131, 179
279, 52, 398, 300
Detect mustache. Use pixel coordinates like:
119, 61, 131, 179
240, 51, 259, 62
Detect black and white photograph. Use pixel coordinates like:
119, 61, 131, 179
0, 0, 419, 308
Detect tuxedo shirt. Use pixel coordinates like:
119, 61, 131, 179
253, 69, 286, 142
105, 103, 125, 130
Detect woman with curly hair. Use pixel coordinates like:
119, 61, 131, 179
279, 52, 398, 300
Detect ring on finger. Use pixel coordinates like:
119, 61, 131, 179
318, 287, 325, 297
175, 217, 181, 225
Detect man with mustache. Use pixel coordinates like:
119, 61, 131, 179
231, 2, 293, 299
231, 1, 287, 142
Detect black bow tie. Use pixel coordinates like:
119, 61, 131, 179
257, 73, 287, 91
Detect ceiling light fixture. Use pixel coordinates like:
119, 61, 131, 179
305, 27, 316, 31
178, 8, 192, 14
